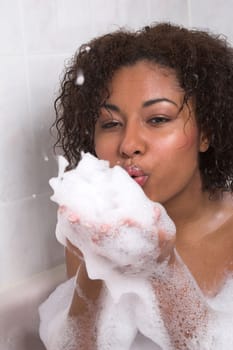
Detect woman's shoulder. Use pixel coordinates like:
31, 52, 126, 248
211, 191, 233, 252
207, 191, 233, 234
211, 192, 233, 279
214, 192, 233, 234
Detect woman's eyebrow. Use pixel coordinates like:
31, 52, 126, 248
102, 98, 178, 112
102, 103, 120, 112
143, 98, 178, 107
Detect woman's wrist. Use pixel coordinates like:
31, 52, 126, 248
68, 262, 102, 317
76, 262, 103, 301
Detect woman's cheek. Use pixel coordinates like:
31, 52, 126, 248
95, 140, 116, 163
169, 127, 199, 152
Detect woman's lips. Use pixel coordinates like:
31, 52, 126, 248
132, 175, 148, 186
124, 166, 149, 187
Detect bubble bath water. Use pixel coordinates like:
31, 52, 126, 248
39, 153, 233, 350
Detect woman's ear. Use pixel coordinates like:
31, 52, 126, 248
199, 132, 210, 152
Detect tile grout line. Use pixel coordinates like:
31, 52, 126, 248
187, 0, 192, 28
18, 0, 32, 120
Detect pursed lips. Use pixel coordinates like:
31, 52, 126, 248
124, 165, 149, 187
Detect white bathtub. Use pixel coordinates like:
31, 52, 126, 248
0, 264, 66, 350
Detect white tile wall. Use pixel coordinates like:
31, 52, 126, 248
90, 0, 151, 34
21, 0, 94, 54
0, 55, 34, 202
189, 0, 233, 44
28, 54, 68, 194
1, 0, 232, 290
149, 0, 189, 26
0, 194, 63, 288
0, 0, 24, 55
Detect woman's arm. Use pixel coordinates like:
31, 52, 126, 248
151, 250, 212, 349
65, 243, 102, 315
65, 246, 81, 279
62, 209, 212, 349
65, 241, 103, 349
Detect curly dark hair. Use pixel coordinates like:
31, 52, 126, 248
53, 22, 233, 194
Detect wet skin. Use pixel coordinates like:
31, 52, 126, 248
94, 60, 233, 295
65, 61, 233, 350
95, 60, 207, 213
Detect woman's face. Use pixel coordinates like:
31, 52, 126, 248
94, 61, 206, 208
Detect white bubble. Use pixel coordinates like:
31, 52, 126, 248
39, 153, 233, 349
32, 194, 36, 198
44, 155, 49, 162
42, 153, 175, 349
75, 69, 85, 86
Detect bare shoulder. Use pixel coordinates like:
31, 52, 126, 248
218, 192, 233, 270
221, 192, 233, 234
214, 192, 233, 232
222, 191, 233, 208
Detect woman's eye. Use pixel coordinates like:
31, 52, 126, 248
101, 120, 121, 129
148, 116, 170, 125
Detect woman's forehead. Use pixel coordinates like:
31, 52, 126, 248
106, 61, 185, 104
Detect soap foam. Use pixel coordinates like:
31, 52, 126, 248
50, 153, 176, 279
39, 152, 233, 350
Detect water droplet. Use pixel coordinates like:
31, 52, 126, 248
81, 45, 91, 53
76, 69, 85, 86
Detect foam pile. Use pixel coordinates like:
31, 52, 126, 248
50, 153, 176, 282
39, 152, 233, 350
48, 152, 176, 349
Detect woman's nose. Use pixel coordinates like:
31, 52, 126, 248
119, 123, 146, 158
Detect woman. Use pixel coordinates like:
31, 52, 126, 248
40, 23, 233, 349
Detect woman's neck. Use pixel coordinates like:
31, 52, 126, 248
164, 183, 210, 233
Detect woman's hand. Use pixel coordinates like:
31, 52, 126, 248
60, 203, 176, 277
